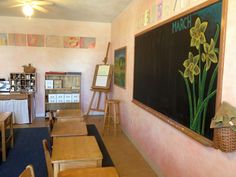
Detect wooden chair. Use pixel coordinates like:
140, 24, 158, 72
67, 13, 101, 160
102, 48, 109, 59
19, 164, 35, 177
42, 139, 53, 177
48, 112, 55, 133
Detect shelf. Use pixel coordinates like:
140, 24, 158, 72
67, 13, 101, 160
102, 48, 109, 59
10, 73, 37, 93
45, 72, 81, 113
45, 102, 79, 104
45, 88, 80, 91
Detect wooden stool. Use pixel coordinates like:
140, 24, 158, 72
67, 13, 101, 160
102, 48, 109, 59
103, 99, 120, 135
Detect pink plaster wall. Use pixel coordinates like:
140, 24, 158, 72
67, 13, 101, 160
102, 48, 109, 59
111, 0, 236, 177
0, 17, 110, 117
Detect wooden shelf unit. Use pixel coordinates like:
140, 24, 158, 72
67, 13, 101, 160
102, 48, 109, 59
45, 72, 81, 114
10, 73, 37, 93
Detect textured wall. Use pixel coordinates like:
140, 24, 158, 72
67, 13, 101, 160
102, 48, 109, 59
111, 0, 236, 177
0, 17, 111, 117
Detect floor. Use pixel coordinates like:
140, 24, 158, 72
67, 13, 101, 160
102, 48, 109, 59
14, 116, 158, 177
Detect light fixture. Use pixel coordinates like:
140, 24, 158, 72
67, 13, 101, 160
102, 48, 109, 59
22, 4, 34, 17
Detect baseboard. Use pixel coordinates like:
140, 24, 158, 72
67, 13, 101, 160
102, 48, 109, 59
36, 112, 104, 118
122, 128, 165, 177
88, 112, 104, 116
36, 113, 45, 118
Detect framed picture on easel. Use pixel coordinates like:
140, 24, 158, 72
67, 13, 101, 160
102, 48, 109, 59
92, 64, 113, 90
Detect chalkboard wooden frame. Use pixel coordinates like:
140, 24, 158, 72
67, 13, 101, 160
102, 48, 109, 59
133, 0, 228, 146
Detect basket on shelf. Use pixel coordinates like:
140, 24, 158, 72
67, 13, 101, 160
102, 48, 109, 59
213, 127, 236, 152
22, 63, 36, 73
210, 102, 236, 152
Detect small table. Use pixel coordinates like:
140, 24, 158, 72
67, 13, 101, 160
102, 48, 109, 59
0, 112, 14, 161
58, 167, 119, 177
51, 136, 103, 177
51, 121, 88, 137
55, 109, 84, 121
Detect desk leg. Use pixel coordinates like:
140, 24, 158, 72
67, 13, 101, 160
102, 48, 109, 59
1, 124, 6, 161
97, 159, 102, 167
54, 163, 59, 177
10, 115, 14, 148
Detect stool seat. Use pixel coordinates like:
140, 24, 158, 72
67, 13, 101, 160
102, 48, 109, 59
103, 99, 120, 135
105, 99, 120, 104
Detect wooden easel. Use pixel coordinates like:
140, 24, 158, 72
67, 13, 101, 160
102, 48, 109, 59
86, 42, 112, 116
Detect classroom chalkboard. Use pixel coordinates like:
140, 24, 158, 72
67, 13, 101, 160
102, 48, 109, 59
133, 0, 225, 143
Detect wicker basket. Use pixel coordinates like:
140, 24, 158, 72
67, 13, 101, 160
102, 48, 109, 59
213, 127, 236, 152
23, 64, 36, 73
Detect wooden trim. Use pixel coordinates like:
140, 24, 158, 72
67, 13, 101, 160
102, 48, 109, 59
132, 99, 214, 147
114, 46, 127, 89
135, 0, 219, 37
132, 0, 227, 146
215, 0, 228, 110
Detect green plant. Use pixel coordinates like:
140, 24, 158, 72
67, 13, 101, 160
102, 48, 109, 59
179, 17, 220, 135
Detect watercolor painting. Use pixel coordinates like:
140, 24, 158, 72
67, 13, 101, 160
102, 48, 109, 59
114, 47, 126, 88
46, 35, 63, 48
80, 37, 96, 48
27, 34, 45, 47
0, 33, 7, 46
63, 36, 80, 48
8, 33, 26, 46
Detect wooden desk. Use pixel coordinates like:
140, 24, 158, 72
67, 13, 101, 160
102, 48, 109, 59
50, 121, 88, 137
58, 167, 119, 177
0, 112, 14, 161
55, 109, 84, 121
51, 136, 103, 177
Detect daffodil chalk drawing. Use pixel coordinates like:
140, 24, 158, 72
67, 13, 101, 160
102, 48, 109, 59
179, 17, 220, 135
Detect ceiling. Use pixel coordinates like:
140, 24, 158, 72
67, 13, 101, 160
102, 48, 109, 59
0, 0, 133, 22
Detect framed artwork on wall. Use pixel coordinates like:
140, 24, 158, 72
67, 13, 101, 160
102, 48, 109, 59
114, 47, 127, 88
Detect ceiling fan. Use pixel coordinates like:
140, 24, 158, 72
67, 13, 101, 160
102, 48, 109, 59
11, 0, 53, 17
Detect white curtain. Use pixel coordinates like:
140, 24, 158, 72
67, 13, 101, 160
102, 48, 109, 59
12, 100, 29, 124
0, 99, 29, 124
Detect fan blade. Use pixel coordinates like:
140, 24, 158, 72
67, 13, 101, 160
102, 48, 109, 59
10, 4, 24, 8
32, 5, 48, 13
32, 1, 53, 6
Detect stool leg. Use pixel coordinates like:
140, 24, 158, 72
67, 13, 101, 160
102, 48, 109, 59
103, 102, 109, 135
115, 102, 120, 124
107, 103, 111, 132
113, 104, 117, 136
116, 102, 120, 134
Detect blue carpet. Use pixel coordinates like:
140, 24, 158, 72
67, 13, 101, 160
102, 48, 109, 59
0, 124, 113, 177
